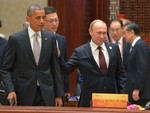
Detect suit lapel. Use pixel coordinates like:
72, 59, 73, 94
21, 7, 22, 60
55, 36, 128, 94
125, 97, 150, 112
38, 30, 49, 65
83, 42, 100, 70
22, 29, 36, 64
125, 39, 141, 68
104, 42, 113, 70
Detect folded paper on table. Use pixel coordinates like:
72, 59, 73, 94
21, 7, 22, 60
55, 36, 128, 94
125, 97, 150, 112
92, 93, 128, 108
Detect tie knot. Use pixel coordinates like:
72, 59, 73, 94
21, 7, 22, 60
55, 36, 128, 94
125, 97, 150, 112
34, 32, 39, 37
115, 41, 119, 45
97, 46, 101, 50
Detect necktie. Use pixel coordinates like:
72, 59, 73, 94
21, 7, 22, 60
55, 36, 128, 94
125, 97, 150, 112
33, 33, 41, 65
115, 41, 119, 45
97, 46, 107, 75
129, 46, 133, 53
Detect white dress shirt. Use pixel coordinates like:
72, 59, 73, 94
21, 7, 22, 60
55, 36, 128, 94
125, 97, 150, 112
90, 40, 109, 68
28, 26, 42, 51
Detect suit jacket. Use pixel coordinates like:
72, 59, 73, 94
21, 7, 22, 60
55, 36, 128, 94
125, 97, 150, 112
0, 37, 7, 105
0, 37, 7, 80
125, 38, 150, 101
1, 29, 64, 106
61, 41, 127, 107
56, 34, 70, 93
109, 37, 130, 65
122, 38, 130, 65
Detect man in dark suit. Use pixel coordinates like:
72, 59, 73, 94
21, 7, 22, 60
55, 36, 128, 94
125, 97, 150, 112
44, 6, 70, 100
1, 4, 64, 106
123, 22, 150, 107
0, 37, 7, 105
60, 19, 127, 107
108, 18, 130, 65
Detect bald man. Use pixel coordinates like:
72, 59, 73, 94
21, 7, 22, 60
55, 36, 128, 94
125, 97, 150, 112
60, 19, 127, 107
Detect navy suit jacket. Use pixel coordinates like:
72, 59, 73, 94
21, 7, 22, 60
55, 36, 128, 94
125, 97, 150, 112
56, 34, 70, 93
61, 41, 127, 107
125, 38, 150, 101
1, 29, 64, 106
109, 37, 130, 65
0, 37, 7, 79
0, 37, 7, 105
122, 38, 130, 65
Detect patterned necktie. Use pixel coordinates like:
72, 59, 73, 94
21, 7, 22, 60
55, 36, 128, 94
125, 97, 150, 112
97, 46, 107, 75
33, 33, 41, 65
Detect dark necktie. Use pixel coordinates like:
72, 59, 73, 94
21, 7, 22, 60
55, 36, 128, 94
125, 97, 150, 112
129, 46, 133, 53
33, 33, 41, 65
115, 41, 119, 45
97, 46, 107, 75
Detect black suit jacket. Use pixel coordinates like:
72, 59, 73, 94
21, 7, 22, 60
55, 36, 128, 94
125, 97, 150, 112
0, 37, 7, 105
56, 34, 70, 93
1, 29, 64, 106
125, 38, 150, 101
122, 38, 130, 65
109, 37, 130, 65
61, 41, 127, 107
0, 37, 7, 80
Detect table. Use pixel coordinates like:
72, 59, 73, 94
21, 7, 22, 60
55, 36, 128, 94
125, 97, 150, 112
0, 106, 149, 113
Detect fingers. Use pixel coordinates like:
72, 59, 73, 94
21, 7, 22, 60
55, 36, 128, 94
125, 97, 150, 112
132, 90, 140, 101
55, 97, 63, 107
132, 94, 140, 101
7, 92, 17, 106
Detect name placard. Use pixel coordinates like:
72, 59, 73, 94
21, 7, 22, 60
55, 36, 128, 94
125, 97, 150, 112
92, 93, 128, 108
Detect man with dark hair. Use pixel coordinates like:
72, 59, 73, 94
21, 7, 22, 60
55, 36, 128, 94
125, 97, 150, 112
44, 6, 70, 100
123, 22, 150, 107
109, 18, 130, 65
1, 4, 64, 106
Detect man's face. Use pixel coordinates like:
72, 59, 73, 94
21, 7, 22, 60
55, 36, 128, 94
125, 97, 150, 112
44, 13, 59, 32
109, 21, 123, 41
26, 9, 45, 32
123, 26, 133, 44
89, 22, 107, 46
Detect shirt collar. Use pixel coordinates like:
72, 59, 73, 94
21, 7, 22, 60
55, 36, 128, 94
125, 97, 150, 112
131, 36, 141, 47
90, 40, 105, 51
111, 37, 123, 44
28, 26, 41, 38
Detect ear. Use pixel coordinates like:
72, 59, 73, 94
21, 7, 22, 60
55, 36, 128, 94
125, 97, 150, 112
89, 28, 92, 35
130, 30, 134, 35
26, 16, 30, 22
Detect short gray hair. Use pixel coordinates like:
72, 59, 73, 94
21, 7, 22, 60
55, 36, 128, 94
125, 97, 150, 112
27, 4, 44, 16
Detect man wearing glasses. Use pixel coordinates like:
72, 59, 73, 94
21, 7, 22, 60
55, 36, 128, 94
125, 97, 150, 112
44, 6, 70, 104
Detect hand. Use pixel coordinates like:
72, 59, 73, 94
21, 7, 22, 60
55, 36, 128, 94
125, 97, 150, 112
57, 48, 61, 57
65, 93, 70, 99
7, 92, 17, 106
55, 97, 63, 107
132, 90, 140, 101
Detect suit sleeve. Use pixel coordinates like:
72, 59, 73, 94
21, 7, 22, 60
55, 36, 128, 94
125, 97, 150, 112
62, 38, 70, 93
51, 37, 64, 97
115, 46, 127, 94
134, 45, 149, 91
60, 49, 79, 75
1, 36, 16, 94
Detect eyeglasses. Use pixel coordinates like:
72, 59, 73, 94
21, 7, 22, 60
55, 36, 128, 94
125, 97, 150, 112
109, 28, 121, 33
45, 18, 59, 24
